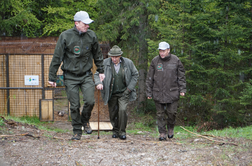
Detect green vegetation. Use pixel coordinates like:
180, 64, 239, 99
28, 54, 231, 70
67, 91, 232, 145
175, 125, 252, 140
1, 115, 69, 133
1, 115, 251, 141
0, 118, 4, 127
127, 122, 153, 135
4, 115, 46, 126
201, 125, 252, 140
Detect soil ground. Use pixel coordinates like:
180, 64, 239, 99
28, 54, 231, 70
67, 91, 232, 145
0, 90, 251, 165
0, 118, 251, 166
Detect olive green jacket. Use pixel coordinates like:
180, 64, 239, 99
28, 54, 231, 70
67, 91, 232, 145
94, 57, 139, 105
146, 54, 186, 103
49, 26, 104, 82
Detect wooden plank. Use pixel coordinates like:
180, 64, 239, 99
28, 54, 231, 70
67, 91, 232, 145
90, 89, 110, 122
83, 122, 113, 131
40, 99, 54, 121
48, 100, 53, 120
41, 100, 49, 120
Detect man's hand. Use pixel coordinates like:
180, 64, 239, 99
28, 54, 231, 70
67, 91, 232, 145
147, 97, 152, 99
99, 73, 105, 82
180, 92, 185, 96
48, 81, 56, 88
96, 84, 103, 90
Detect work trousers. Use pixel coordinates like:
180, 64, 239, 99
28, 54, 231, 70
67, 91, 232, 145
108, 91, 129, 136
155, 100, 178, 134
64, 74, 95, 135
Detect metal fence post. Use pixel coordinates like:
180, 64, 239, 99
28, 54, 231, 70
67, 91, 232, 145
41, 54, 45, 99
6, 53, 10, 115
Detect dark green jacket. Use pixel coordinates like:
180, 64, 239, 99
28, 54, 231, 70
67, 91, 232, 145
146, 54, 186, 103
49, 26, 104, 82
94, 57, 139, 105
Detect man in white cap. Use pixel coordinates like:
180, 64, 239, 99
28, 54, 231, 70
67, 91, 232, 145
48, 11, 105, 140
146, 42, 186, 141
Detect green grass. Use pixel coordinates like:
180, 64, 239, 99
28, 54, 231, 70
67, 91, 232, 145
1, 115, 69, 133
1, 115, 252, 140
4, 115, 49, 127
127, 122, 155, 135
175, 125, 252, 140
200, 125, 252, 140
0, 118, 4, 127
175, 126, 197, 139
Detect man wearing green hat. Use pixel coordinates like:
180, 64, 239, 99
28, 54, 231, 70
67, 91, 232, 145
95, 45, 139, 140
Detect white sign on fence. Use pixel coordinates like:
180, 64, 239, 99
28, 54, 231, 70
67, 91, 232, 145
24, 75, 39, 85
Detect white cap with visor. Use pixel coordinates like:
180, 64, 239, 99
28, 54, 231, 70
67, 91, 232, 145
74, 11, 93, 24
158, 42, 170, 50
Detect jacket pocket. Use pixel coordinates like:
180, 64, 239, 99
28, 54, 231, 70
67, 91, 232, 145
170, 87, 179, 91
152, 88, 160, 101
129, 89, 136, 101
81, 44, 91, 62
169, 87, 179, 101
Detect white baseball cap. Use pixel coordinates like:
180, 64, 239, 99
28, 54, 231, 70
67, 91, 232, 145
158, 42, 170, 50
74, 11, 94, 24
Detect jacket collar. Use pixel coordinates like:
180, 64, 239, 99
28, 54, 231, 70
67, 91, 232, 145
105, 57, 125, 66
73, 25, 88, 36
159, 53, 171, 61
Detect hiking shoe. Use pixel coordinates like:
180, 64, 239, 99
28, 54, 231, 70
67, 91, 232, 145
159, 133, 167, 141
84, 123, 92, 134
112, 134, 118, 138
71, 134, 81, 140
119, 135, 126, 140
168, 124, 174, 139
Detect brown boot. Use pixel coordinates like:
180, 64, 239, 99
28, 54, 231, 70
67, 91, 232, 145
159, 133, 167, 141
84, 122, 92, 134
168, 124, 174, 139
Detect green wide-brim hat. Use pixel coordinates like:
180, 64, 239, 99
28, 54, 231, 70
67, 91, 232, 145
108, 45, 123, 56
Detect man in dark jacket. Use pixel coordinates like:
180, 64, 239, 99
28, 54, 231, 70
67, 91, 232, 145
95, 45, 139, 140
48, 11, 105, 140
146, 42, 186, 141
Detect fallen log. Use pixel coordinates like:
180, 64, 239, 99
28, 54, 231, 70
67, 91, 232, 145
0, 133, 40, 139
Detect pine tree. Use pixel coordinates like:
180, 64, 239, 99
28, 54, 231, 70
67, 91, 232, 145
94, 0, 160, 110
0, 0, 41, 37
149, 0, 252, 127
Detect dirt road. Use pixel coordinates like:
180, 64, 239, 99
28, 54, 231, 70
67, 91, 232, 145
0, 121, 251, 166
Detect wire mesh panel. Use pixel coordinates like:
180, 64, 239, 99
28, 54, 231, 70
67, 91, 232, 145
9, 55, 42, 87
0, 55, 7, 115
0, 90, 7, 115
9, 89, 42, 117
0, 55, 6, 85
8, 55, 42, 116
45, 90, 53, 99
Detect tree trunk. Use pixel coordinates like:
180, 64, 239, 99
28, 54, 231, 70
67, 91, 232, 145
137, 4, 148, 111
